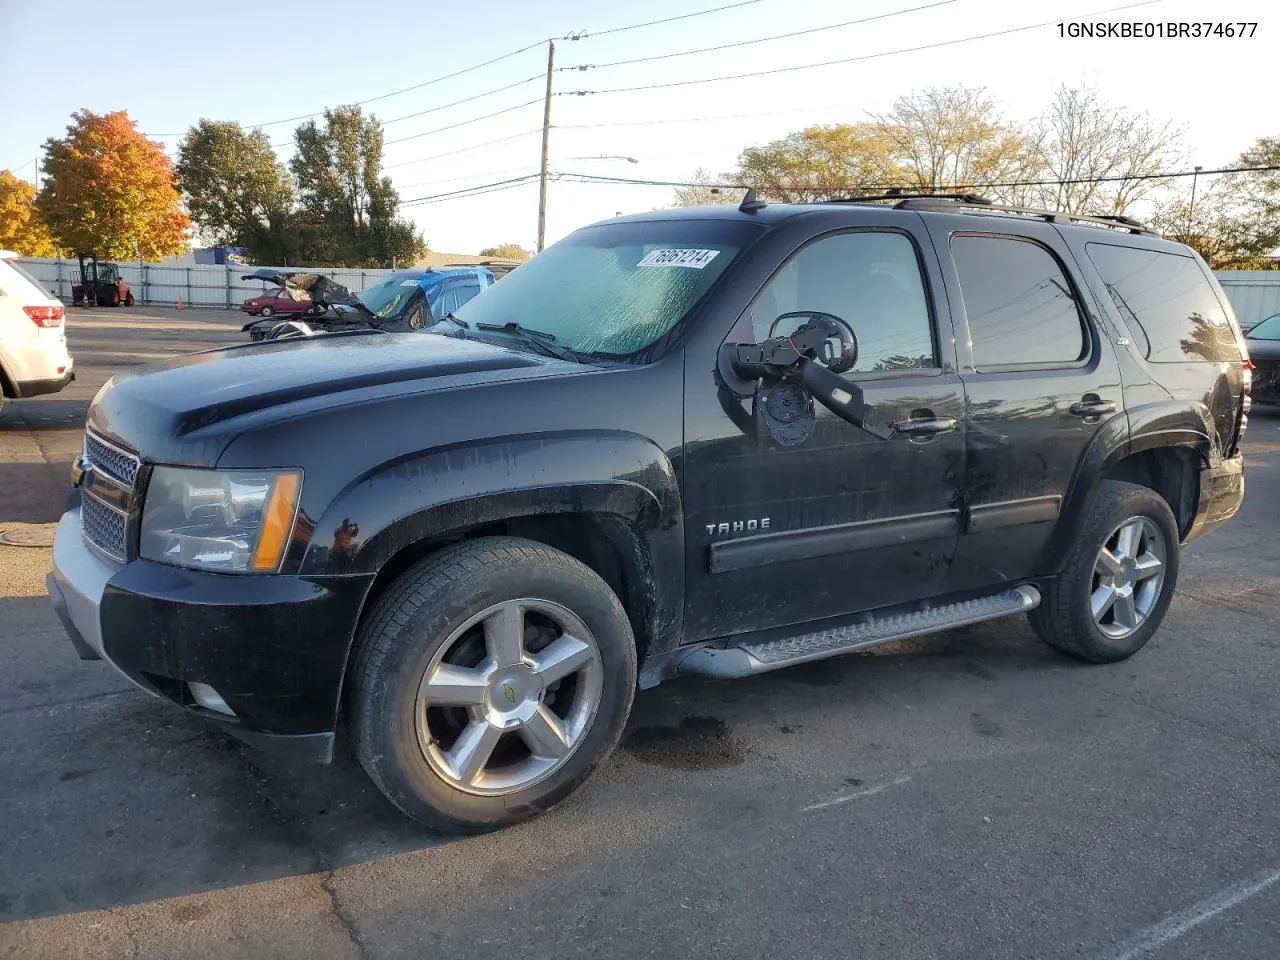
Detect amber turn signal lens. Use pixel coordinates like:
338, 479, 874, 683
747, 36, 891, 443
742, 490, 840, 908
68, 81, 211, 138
251, 472, 301, 571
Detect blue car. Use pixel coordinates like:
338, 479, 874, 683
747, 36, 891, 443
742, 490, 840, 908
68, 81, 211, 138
346, 267, 495, 331
242, 266, 496, 341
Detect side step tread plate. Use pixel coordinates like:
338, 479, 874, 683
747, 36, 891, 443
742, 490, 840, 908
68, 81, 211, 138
679, 586, 1040, 679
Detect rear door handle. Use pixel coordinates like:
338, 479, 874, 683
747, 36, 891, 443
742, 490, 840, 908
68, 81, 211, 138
892, 416, 958, 437
1069, 399, 1117, 418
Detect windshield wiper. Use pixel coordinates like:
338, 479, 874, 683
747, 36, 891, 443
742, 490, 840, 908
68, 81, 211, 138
475, 321, 581, 362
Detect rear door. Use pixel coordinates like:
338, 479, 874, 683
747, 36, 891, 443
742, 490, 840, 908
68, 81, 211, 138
921, 216, 1126, 591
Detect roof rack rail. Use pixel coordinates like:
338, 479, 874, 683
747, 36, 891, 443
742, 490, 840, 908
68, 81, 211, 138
828, 191, 994, 205
886, 195, 1155, 236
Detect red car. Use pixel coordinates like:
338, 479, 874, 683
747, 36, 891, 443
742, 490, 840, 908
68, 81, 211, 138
239, 270, 319, 318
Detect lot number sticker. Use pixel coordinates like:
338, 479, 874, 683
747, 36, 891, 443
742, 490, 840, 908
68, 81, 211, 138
637, 248, 721, 269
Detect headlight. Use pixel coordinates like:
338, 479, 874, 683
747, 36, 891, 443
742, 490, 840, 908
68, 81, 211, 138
140, 467, 302, 573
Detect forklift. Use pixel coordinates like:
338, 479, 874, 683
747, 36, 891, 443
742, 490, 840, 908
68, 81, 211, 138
71, 255, 133, 307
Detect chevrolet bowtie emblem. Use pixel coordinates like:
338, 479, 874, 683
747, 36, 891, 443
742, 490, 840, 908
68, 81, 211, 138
502, 683, 517, 704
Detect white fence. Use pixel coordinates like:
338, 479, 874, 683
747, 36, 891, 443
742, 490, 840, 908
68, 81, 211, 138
1215, 272, 1280, 328
14, 255, 1280, 324
15, 257, 398, 308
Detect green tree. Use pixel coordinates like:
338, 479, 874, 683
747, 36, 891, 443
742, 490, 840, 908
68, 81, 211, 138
175, 120, 297, 264
291, 105, 425, 267
735, 124, 905, 202
478, 243, 533, 260
38, 110, 189, 259
0, 169, 60, 257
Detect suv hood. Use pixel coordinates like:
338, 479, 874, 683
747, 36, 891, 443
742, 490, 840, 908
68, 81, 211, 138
87, 331, 556, 465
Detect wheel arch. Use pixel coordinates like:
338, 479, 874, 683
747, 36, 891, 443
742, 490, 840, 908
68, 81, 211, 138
1047, 401, 1212, 568
300, 432, 686, 713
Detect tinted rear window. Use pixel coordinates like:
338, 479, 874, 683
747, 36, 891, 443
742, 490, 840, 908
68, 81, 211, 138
1085, 243, 1240, 363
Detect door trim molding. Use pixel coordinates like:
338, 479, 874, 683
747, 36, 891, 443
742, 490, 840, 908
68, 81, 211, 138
708, 509, 960, 574
965, 494, 1061, 533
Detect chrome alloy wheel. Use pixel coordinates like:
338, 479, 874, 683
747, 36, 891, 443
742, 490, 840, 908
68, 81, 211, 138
414, 599, 603, 796
1091, 516, 1167, 640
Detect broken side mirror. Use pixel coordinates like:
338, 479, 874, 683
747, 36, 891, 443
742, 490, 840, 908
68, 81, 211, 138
717, 311, 893, 441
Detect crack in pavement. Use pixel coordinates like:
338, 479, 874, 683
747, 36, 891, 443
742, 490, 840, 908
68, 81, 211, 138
320, 871, 369, 960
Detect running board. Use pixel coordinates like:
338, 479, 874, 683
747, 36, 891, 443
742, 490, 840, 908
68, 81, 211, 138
677, 585, 1041, 679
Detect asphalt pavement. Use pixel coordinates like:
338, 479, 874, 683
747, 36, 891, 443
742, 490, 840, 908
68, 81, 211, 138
1, 305, 1279, 959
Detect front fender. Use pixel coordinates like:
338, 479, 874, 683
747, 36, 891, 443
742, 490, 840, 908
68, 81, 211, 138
299, 431, 684, 652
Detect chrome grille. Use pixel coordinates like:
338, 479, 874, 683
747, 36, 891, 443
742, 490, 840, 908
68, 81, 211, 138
84, 432, 140, 486
81, 493, 128, 562
81, 430, 141, 563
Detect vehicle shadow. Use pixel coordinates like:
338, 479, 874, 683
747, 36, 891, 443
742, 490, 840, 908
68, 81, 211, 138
0, 587, 1069, 925
0, 461, 75, 526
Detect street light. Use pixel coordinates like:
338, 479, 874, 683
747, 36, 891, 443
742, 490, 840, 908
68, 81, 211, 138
567, 155, 640, 164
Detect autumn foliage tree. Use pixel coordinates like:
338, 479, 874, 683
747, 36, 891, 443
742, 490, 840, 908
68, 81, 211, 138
0, 170, 59, 257
37, 110, 189, 260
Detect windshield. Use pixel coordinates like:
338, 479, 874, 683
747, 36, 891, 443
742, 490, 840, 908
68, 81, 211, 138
452, 220, 760, 358
359, 272, 423, 319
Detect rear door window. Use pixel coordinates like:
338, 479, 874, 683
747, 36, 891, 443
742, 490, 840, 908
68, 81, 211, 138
1085, 243, 1240, 362
950, 235, 1086, 369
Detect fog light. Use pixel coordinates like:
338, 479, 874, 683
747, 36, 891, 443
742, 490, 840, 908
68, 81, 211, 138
188, 681, 236, 716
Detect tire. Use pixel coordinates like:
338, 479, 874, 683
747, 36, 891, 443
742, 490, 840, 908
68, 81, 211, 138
124, 292, 135, 306
350, 536, 638, 833
259, 306, 274, 318
1029, 480, 1180, 663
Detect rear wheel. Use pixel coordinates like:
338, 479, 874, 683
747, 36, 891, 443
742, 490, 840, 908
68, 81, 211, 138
1029, 480, 1180, 663
350, 537, 637, 833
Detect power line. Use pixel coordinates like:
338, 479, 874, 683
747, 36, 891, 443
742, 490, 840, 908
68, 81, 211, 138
549, 163, 1280, 194
562, 0, 957, 72
147, 0, 766, 138
566, 0, 1163, 96
572, 0, 765, 39
399, 174, 542, 206
385, 129, 542, 169
396, 164, 539, 190
379, 74, 544, 127
384, 100, 543, 147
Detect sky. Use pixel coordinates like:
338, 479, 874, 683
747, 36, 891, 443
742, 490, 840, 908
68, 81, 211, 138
0, 0, 1272, 257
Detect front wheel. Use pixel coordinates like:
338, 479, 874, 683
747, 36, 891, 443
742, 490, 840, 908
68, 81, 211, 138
259, 305, 274, 318
350, 537, 637, 833
1029, 480, 1180, 663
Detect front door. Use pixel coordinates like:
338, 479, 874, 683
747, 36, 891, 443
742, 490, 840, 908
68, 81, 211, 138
922, 217, 1127, 592
682, 226, 967, 642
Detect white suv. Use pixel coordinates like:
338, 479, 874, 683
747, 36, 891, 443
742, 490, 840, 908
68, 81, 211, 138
0, 250, 73, 410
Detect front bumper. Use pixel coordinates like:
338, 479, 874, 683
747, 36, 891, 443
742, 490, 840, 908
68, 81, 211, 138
47, 508, 374, 763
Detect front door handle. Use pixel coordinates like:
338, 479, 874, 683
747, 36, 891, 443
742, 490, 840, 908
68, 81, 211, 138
1069, 398, 1117, 419
892, 416, 958, 438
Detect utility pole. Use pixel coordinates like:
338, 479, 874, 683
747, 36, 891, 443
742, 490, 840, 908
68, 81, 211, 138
1187, 165, 1203, 237
537, 40, 555, 253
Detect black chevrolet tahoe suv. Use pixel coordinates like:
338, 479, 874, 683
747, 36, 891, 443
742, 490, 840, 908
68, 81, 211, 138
48, 194, 1249, 833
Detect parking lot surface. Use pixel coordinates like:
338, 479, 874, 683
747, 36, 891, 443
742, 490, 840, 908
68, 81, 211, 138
2, 305, 1278, 959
